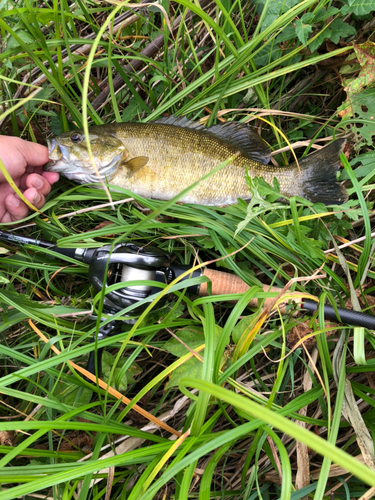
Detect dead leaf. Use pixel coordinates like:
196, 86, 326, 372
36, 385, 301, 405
90, 220, 115, 233
338, 41, 375, 145
288, 319, 337, 350
311, 454, 365, 479
0, 431, 16, 446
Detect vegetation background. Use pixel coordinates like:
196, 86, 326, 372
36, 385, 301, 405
1, 0, 375, 498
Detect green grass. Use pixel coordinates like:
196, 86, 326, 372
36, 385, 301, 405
1, 0, 375, 499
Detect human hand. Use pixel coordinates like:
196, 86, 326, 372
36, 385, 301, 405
0, 136, 59, 223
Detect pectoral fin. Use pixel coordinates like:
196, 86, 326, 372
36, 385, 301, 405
123, 156, 149, 177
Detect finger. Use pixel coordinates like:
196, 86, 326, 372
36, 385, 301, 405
23, 187, 46, 209
18, 141, 49, 168
4, 193, 30, 222
26, 173, 54, 196
0, 137, 49, 174
42, 171, 60, 184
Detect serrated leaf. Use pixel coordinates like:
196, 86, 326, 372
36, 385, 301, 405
340, 150, 375, 179
330, 199, 363, 221
301, 12, 314, 24
121, 98, 143, 122
196, 237, 216, 249
253, 44, 282, 67
255, 0, 299, 31
350, 88, 375, 145
339, 42, 375, 144
236, 177, 283, 236
328, 19, 356, 44
313, 6, 340, 22
300, 239, 325, 260
309, 30, 330, 53
294, 19, 313, 46
275, 25, 296, 44
341, 0, 375, 16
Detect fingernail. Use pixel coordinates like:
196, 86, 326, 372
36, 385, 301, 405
33, 192, 41, 204
9, 196, 21, 208
32, 177, 44, 189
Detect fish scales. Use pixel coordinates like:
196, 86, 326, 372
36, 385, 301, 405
46, 118, 348, 206
108, 122, 285, 205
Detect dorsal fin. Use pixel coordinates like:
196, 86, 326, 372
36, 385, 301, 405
207, 122, 271, 164
155, 115, 205, 130
154, 115, 271, 164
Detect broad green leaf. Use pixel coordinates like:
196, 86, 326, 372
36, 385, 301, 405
255, 0, 299, 30
51, 115, 62, 136
167, 356, 204, 388
163, 327, 205, 357
300, 12, 314, 24
232, 314, 259, 344
349, 88, 375, 146
340, 150, 375, 179
341, 0, 375, 16
121, 98, 144, 122
338, 42, 375, 145
313, 6, 340, 22
295, 19, 313, 46
309, 30, 329, 52
328, 18, 356, 44
163, 326, 222, 388
274, 25, 295, 44
253, 44, 282, 67
7, 29, 34, 49
102, 351, 142, 392
54, 383, 92, 407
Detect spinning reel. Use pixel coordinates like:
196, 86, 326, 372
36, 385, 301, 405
80, 242, 200, 313
2, 230, 375, 378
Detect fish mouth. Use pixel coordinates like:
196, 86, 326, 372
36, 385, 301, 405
47, 138, 55, 155
47, 138, 64, 161
44, 148, 124, 183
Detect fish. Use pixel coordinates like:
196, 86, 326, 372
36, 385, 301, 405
45, 116, 348, 206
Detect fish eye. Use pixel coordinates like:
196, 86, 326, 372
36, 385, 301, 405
70, 133, 82, 143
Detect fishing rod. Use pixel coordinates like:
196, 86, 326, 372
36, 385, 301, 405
1, 229, 375, 376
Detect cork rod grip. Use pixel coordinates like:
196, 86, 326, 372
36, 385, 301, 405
199, 268, 281, 308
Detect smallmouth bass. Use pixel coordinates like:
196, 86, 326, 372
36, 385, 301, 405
46, 116, 347, 205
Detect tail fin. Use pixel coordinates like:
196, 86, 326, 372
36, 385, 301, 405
291, 139, 348, 205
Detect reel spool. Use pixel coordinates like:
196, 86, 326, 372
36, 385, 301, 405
88, 242, 171, 311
